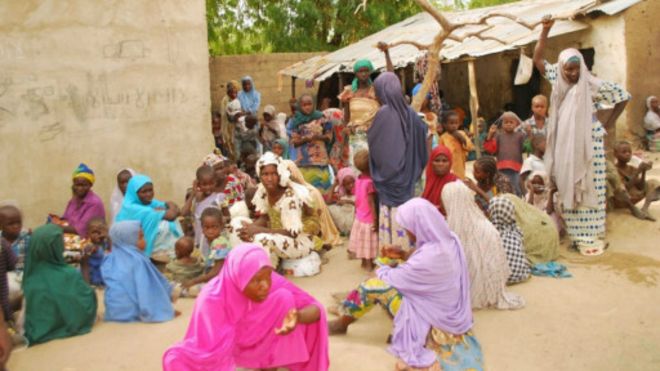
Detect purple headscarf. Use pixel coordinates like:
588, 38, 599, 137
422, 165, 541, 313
368, 72, 428, 207
377, 198, 472, 368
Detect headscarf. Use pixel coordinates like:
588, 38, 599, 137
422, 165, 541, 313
291, 95, 324, 130
23, 224, 97, 345
368, 72, 428, 207
273, 138, 290, 160
377, 198, 472, 368
421, 145, 457, 212
227, 80, 239, 92
110, 168, 136, 223
115, 174, 176, 257
488, 197, 530, 284
335, 167, 356, 197
644, 95, 660, 132
238, 76, 261, 115
62, 185, 106, 238
442, 182, 524, 310
351, 59, 374, 92
202, 151, 226, 167
101, 221, 174, 323
525, 170, 551, 211
496, 111, 523, 126
72, 163, 95, 184
411, 83, 432, 101
545, 48, 602, 209
163, 244, 329, 371
263, 105, 276, 116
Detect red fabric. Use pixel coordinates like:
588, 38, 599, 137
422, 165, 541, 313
496, 160, 523, 172
483, 138, 497, 154
422, 146, 458, 214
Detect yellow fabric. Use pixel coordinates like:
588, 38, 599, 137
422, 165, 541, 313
439, 131, 474, 180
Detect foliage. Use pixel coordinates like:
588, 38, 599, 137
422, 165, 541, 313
206, 0, 425, 55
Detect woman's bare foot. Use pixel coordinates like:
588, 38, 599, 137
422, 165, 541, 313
363, 259, 375, 271
174, 310, 182, 317
328, 316, 353, 335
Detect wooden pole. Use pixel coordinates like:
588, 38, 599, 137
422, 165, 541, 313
467, 59, 481, 158
291, 76, 297, 99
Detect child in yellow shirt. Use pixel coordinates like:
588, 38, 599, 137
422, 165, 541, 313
438, 110, 474, 179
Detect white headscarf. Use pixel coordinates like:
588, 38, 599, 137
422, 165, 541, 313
644, 96, 660, 132
525, 170, 551, 212
110, 168, 136, 223
254, 151, 311, 208
545, 48, 602, 209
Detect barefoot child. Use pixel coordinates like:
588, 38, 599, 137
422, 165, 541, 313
347, 150, 378, 270
166, 237, 204, 296
80, 217, 110, 286
181, 208, 232, 290
182, 166, 224, 250
520, 134, 547, 191
612, 141, 659, 221
484, 111, 526, 196
438, 110, 474, 179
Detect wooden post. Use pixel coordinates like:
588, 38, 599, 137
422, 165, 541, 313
291, 76, 297, 99
467, 59, 481, 158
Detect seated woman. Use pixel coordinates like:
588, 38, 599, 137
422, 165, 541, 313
442, 182, 525, 310
290, 94, 334, 195
327, 167, 356, 235
23, 224, 97, 345
163, 244, 329, 371
329, 198, 483, 371
488, 197, 531, 284
115, 174, 183, 261
464, 156, 514, 216
102, 221, 175, 322
273, 143, 342, 248
238, 152, 323, 274
421, 145, 458, 216
50, 163, 106, 238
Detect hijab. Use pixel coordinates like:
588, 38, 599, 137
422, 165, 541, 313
368, 72, 428, 207
62, 163, 106, 238
421, 145, 457, 212
23, 224, 97, 345
335, 167, 356, 197
545, 48, 602, 209
351, 59, 374, 92
525, 170, 551, 211
110, 168, 136, 223
102, 221, 174, 323
274, 138, 290, 160
291, 95, 324, 130
163, 244, 329, 371
115, 174, 173, 257
377, 198, 472, 368
238, 76, 261, 115
644, 95, 660, 131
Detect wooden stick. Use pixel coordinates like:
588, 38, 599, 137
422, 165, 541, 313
467, 59, 481, 158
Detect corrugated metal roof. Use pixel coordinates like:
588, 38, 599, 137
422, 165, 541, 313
280, 0, 640, 82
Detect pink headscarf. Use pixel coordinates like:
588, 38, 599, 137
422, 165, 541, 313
335, 167, 356, 197
163, 244, 329, 371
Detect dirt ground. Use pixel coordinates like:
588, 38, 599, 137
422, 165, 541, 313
8, 153, 660, 371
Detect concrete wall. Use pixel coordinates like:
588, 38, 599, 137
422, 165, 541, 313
0, 0, 212, 227
624, 0, 660, 140
209, 53, 323, 116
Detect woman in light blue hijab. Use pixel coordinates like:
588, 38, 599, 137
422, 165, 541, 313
238, 76, 261, 115
115, 174, 182, 258
101, 221, 175, 323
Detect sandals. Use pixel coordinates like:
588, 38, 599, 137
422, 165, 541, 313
574, 240, 608, 256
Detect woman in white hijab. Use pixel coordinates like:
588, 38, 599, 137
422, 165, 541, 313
534, 17, 630, 256
109, 168, 136, 223
644, 96, 660, 136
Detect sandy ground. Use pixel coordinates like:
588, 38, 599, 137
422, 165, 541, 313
8, 153, 660, 371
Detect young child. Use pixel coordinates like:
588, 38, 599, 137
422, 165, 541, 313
519, 95, 548, 152
328, 168, 356, 235
0, 206, 20, 323
80, 217, 110, 286
438, 110, 474, 179
612, 141, 660, 221
181, 208, 232, 290
520, 134, 547, 192
525, 171, 563, 235
348, 150, 378, 270
484, 111, 526, 196
464, 156, 515, 215
182, 166, 225, 249
261, 105, 285, 151
235, 114, 262, 156
166, 237, 204, 297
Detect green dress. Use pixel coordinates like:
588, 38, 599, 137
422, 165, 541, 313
23, 224, 97, 345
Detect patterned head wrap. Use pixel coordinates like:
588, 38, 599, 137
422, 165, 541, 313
202, 151, 227, 167
72, 163, 95, 184
352, 59, 374, 92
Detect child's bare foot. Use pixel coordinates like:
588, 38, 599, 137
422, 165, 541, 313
328, 319, 349, 335
174, 310, 182, 317
363, 259, 375, 271
347, 251, 356, 260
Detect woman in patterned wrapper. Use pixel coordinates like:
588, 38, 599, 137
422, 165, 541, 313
533, 17, 630, 256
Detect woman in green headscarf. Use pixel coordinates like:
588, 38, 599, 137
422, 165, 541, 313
338, 59, 380, 170
23, 224, 97, 345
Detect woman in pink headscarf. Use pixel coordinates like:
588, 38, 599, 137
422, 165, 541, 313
162, 244, 329, 371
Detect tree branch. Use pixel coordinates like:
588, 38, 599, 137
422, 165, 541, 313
415, 0, 453, 32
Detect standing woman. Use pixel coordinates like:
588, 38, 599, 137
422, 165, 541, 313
238, 76, 261, 116
368, 72, 428, 250
291, 94, 335, 195
220, 80, 240, 160
534, 18, 630, 255
338, 59, 380, 169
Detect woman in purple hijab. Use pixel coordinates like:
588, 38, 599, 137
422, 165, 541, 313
328, 198, 482, 370
368, 72, 428, 251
